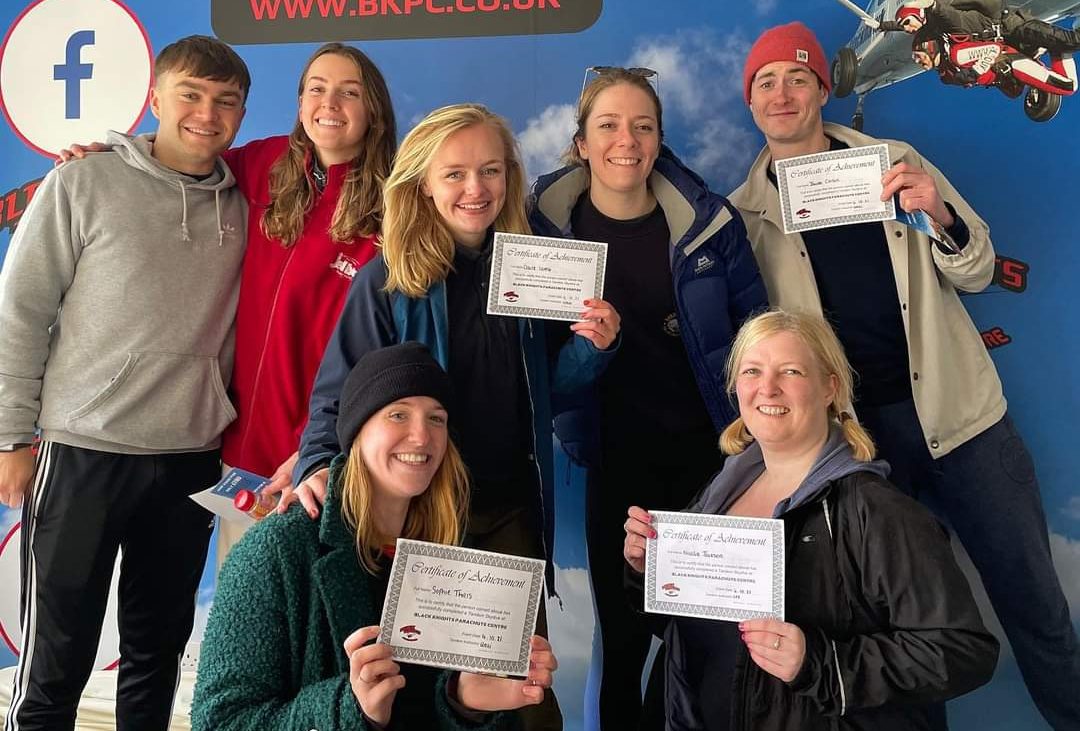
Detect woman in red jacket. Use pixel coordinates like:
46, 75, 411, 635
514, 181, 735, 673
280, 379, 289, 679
220, 43, 395, 492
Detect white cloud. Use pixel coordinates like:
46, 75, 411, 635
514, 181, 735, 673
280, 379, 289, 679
546, 564, 595, 729
1050, 531, 1080, 616
753, 0, 778, 13
628, 29, 757, 192
953, 530, 1080, 665
517, 103, 576, 184
1062, 496, 1080, 522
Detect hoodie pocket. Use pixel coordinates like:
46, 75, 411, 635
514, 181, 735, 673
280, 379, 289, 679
66, 351, 238, 450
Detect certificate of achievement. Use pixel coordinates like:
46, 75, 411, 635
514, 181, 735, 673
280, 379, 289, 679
775, 143, 894, 234
378, 539, 545, 677
644, 511, 785, 622
487, 232, 607, 322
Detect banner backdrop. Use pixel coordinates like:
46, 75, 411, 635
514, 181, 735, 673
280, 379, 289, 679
1, 1, 1078, 729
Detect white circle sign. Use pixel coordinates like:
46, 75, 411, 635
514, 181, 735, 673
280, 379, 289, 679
0, 0, 152, 157
0, 522, 122, 670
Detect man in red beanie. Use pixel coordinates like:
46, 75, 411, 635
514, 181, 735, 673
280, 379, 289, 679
730, 21, 1080, 731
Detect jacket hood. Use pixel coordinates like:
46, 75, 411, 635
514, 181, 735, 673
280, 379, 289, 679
530, 144, 735, 255
107, 130, 237, 245
689, 426, 890, 518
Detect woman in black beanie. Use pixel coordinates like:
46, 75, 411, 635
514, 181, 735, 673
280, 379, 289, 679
192, 343, 558, 731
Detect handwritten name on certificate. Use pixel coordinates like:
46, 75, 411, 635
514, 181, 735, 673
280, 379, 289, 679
775, 144, 894, 234
644, 511, 785, 622
487, 232, 607, 322
378, 539, 545, 677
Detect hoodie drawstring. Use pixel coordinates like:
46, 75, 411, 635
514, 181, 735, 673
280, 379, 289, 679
179, 182, 226, 246
179, 183, 191, 242
214, 188, 224, 247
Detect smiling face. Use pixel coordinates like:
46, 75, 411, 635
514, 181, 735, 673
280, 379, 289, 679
358, 396, 449, 508
575, 82, 660, 208
149, 70, 245, 175
299, 52, 370, 166
735, 331, 837, 457
748, 61, 827, 153
421, 122, 507, 248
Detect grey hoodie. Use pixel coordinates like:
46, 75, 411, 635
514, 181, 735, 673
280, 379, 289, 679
0, 131, 247, 453
688, 426, 891, 518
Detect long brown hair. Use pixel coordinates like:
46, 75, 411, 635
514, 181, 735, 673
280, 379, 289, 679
339, 433, 470, 574
260, 43, 396, 247
718, 309, 876, 461
381, 104, 530, 297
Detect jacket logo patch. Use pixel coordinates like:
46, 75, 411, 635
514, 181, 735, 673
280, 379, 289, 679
330, 253, 359, 280
693, 254, 715, 275
663, 312, 680, 337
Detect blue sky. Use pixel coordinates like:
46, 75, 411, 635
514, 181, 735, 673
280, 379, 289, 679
1, 1, 1077, 728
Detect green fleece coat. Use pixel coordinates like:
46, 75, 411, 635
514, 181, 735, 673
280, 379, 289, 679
191, 458, 514, 731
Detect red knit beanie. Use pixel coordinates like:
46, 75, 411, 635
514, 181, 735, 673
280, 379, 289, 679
743, 22, 831, 104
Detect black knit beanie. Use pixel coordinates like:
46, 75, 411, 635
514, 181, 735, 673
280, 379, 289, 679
336, 342, 453, 453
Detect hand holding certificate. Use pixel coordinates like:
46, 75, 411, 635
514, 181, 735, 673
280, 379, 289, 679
378, 539, 545, 677
643, 510, 785, 622
487, 232, 607, 322
776, 144, 894, 234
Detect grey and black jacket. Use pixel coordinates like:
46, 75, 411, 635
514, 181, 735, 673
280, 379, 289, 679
631, 429, 999, 730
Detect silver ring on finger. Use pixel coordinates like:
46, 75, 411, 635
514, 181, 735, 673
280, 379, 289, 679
773, 635, 782, 651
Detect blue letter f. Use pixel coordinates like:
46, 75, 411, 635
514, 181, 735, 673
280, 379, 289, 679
54, 30, 95, 120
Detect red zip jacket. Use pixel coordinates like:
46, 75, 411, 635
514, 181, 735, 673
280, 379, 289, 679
220, 136, 378, 477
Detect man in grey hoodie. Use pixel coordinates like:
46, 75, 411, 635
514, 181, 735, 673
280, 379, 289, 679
0, 36, 250, 731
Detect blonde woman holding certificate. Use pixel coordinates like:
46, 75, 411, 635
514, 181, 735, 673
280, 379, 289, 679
623, 311, 998, 731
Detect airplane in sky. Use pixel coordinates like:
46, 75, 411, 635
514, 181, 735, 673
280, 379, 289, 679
830, 0, 1080, 127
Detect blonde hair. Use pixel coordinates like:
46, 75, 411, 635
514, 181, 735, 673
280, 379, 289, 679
718, 309, 876, 461
381, 104, 530, 297
563, 68, 664, 167
339, 433, 470, 574
260, 43, 396, 248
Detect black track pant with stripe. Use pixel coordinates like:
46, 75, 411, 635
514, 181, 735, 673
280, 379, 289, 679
5, 442, 218, 731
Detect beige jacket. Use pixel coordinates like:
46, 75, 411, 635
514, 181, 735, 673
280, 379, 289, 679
729, 122, 1004, 457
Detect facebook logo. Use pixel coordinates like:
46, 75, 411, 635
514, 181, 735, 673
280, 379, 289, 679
0, 0, 152, 158
53, 31, 96, 120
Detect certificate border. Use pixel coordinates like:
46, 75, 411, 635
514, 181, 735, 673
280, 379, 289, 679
378, 539, 544, 677
776, 144, 895, 234
487, 232, 607, 322
644, 510, 785, 622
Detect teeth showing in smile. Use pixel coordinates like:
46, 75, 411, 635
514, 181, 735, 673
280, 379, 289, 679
184, 127, 216, 137
394, 453, 429, 464
757, 405, 790, 416
316, 118, 345, 127
608, 157, 639, 166
458, 202, 489, 210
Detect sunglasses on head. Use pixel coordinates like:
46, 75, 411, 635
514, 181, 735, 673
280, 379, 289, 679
581, 65, 660, 98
